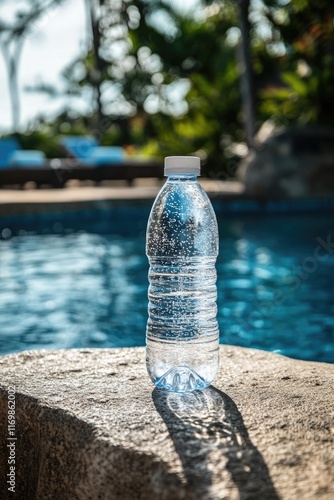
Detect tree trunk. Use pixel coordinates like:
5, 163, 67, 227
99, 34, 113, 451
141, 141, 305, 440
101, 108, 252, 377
0, 42, 22, 132
9, 59, 20, 132
237, 0, 256, 149
86, 0, 105, 134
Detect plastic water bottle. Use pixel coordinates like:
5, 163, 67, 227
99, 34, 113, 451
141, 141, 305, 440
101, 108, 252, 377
146, 156, 219, 392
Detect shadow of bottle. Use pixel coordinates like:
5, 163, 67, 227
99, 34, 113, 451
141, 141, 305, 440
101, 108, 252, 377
152, 386, 279, 499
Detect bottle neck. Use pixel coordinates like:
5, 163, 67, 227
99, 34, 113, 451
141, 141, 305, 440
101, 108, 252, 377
166, 174, 198, 182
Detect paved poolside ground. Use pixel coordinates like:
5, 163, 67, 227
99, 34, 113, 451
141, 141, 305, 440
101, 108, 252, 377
0, 179, 245, 206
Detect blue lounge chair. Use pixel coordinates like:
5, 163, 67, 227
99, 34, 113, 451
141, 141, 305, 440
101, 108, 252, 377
0, 135, 162, 188
0, 137, 46, 169
61, 136, 124, 166
9, 150, 46, 168
0, 138, 20, 169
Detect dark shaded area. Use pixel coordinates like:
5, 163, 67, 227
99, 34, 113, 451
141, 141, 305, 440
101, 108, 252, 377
153, 386, 279, 499
0, 388, 184, 500
0, 160, 163, 189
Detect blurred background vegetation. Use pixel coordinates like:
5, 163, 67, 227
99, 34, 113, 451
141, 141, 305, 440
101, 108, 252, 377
1, 0, 334, 173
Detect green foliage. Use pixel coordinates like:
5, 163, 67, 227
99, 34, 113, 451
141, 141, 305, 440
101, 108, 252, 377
53, 0, 242, 171
18, 0, 334, 174
120, 1, 241, 169
256, 0, 334, 128
16, 130, 62, 158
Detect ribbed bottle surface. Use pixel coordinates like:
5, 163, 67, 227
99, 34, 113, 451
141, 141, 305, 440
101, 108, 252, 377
146, 174, 219, 392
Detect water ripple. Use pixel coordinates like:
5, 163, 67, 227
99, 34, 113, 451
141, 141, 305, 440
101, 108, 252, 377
0, 213, 333, 362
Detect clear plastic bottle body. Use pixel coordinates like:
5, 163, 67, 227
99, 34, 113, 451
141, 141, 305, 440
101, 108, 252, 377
146, 174, 219, 392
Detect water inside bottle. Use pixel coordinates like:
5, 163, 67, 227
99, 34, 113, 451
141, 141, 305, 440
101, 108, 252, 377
146, 256, 219, 392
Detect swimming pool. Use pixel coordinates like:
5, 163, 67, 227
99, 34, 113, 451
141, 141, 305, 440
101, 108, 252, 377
0, 203, 333, 362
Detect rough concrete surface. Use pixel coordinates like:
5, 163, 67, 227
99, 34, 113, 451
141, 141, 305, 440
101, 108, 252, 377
0, 346, 333, 500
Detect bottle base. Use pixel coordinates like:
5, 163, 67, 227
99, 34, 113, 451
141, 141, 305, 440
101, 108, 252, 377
154, 366, 211, 393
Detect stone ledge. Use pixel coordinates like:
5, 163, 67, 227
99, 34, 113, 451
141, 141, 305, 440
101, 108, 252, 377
0, 346, 333, 499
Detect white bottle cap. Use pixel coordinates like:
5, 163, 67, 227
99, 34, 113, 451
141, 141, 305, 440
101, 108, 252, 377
164, 156, 201, 176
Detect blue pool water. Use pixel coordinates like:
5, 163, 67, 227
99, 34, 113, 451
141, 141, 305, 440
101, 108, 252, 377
0, 204, 333, 362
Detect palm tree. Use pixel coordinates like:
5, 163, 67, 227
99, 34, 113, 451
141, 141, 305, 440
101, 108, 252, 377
0, 0, 65, 132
